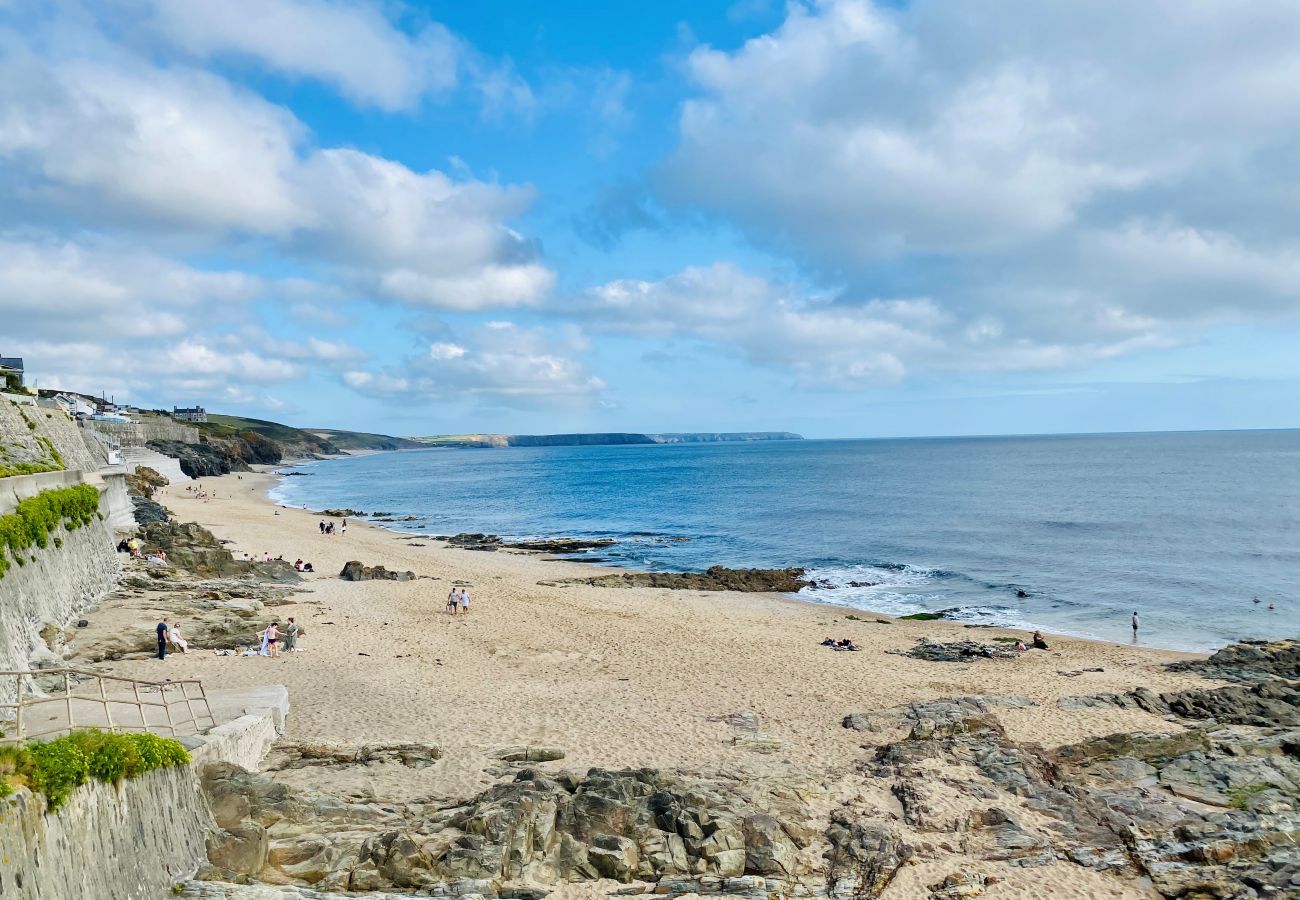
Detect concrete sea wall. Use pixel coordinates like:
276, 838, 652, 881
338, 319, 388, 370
0, 707, 283, 900
83, 417, 200, 448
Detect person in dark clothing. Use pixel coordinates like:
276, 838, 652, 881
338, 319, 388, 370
156, 620, 169, 659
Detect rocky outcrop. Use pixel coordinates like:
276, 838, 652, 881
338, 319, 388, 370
443, 533, 615, 555
893, 638, 1020, 663
571, 566, 809, 593
265, 743, 441, 770
1168, 638, 1300, 683
195, 763, 872, 895
339, 560, 414, 581
149, 439, 250, 479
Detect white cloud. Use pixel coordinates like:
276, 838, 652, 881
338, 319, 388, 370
146, 0, 459, 112
653, 0, 1300, 376
0, 236, 261, 339
0, 46, 552, 311
343, 322, 603, 406
577, 262, 1207, 386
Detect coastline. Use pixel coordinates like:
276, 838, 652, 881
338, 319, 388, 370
79, 465, 1212, 801
266, 452, 1219, 654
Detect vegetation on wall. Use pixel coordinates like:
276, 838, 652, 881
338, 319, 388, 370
0, 730, 190, 811
0, 403, 67, 477
0, 483, 101, 578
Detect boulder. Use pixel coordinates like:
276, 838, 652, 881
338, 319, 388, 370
339, 560, 415, 581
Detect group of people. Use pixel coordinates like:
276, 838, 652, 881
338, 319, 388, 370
185, 484, 215, 501
820, 637, 860, 651
155, 617, 304, 659
446, 586, 471, 614
318, 519, 346, 536
119, 538, 168, 566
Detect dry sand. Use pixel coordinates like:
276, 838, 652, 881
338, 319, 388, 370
91, 466, 1215, 897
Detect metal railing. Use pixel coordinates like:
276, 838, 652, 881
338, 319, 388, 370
0, 668, 216, 744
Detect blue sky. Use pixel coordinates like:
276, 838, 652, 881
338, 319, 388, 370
2, 0, 1297, 438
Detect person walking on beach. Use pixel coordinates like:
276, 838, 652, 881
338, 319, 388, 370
341, 519, 348, 536
1131, 611, 1140, 641
156, 620, 169, 660
319, 520, 325, 534
459, 587, 470, 615
447, 587, 459, 615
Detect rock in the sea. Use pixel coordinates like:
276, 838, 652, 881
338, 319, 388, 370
572, 566, 809, 593
339, 560, 415, 581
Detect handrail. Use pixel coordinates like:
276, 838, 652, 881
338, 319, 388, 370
0, 669, 216, 744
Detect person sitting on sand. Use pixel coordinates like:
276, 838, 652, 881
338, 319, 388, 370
294, 558, 303, 571
447, 587, 459, 615
821, 637, 836, 646
169, 622, 189, 653
1031, 630, 1050, 650
303, 561, 314, 572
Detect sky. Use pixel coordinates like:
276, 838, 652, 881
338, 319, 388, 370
1, 0, 1297, 439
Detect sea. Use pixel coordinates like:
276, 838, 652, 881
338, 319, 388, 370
269, 430, 1300, 651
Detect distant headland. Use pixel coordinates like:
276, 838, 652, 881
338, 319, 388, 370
409, 431, 804, 448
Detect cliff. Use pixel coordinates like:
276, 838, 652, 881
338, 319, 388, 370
412, 431, 804, 448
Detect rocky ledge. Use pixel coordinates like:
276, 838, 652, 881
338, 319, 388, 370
440, 533, 617, 555
185, 638, 1299, 899
569, 566, 809, 593
339, 560, 415, 582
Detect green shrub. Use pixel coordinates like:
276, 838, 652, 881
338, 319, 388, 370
0, 483, 100, 579
0, 731, 191, 812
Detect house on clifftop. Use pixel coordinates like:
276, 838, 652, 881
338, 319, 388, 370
173, 405, 208, 423
0, 356, 23, 389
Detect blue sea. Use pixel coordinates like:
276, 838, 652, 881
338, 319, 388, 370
269, 430, 1300, 651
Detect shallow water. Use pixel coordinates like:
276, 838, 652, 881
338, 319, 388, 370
271, 430, 1300, 651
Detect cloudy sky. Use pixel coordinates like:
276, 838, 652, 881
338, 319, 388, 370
2, 0, 1297, 438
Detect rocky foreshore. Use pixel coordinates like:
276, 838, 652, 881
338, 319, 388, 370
568, 566, 810, 593
180, 637, 1299, 898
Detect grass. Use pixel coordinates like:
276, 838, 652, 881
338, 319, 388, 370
0, 731, 190, 811
0, 483, 101, 579
1228, 782, 1272, 810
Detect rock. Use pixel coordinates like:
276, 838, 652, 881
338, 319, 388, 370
893, 639, 1019, 663
571, 566, 809, 593
823, 815, 911, 899
339, 560, 415, 581
841, 714, 878, 732
929, 872, 995, 898
130, 496, 170, 525
75, 619, 88, 628
206, 824, 269, 877
266, 742, 442, 770
489, 746, 567, 763
318, 508, 365, 517
1168, 638, 1300, 683
707, 711, 761, 732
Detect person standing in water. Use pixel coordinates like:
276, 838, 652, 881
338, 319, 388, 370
1131, 611, 1140, 641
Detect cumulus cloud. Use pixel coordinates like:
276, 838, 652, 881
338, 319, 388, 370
0, 236, 261, 339
657, 0, 1300, 370
145, 0, 460, 112
0, 42, 552, 311
343, 322, 603, 406
576, 262, 1203, 387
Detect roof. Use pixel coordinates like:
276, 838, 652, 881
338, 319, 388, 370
0, 357, 23, 371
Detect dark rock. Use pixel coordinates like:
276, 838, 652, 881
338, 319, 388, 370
130, 496, 169, 525
339, 560, 415, 582
1168, 638, 1300, 683
572, 566, 809, 593
894, 638, 1019, 663
76, 619, 88, 628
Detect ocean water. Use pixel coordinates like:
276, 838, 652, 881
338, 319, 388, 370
269, 430, 1300, 651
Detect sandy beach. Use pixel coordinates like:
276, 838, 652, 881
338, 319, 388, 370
86, 466, 1209, 798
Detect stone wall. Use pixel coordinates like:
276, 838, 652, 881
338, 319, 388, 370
83, 416, 200, 448
0, 707, 282, 900
0, 501, 120, 702
0, 399, 104, 474
0, 763, 212, 900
